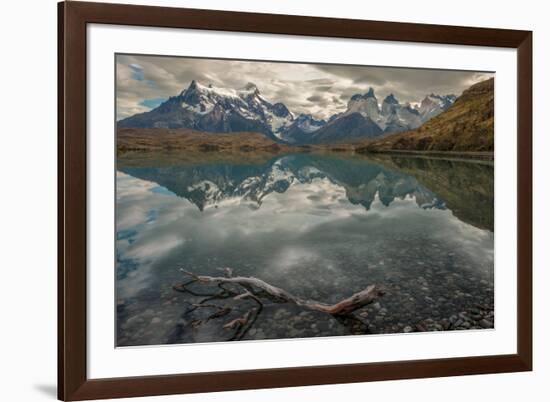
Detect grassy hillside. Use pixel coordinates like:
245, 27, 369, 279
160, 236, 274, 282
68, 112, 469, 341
117, 127, 361, 159
361, 78, 494, 153
117, 127, 302, 154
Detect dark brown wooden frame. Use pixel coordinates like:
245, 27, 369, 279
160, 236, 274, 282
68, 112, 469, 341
58, 1, 532, 400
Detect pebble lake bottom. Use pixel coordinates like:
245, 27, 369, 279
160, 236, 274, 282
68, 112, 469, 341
115, 152, 494, 346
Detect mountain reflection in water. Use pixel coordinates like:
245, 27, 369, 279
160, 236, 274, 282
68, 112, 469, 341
116, 152, 494, 346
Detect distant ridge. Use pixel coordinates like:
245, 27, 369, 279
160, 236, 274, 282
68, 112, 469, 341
362, 78, 494, 153
118, 79, 459, 145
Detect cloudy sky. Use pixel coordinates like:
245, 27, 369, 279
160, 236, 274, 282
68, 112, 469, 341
116, 54, 493, 121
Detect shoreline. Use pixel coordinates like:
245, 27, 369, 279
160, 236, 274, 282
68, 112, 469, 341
118, 145, 495, 166
360, 149, 494, 164
117, 127, 494, 165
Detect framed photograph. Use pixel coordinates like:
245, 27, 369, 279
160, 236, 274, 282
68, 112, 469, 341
58, 1, 532, 400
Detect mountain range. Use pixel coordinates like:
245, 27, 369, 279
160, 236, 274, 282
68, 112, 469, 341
118, 80, 456, 144
363, 78, 494, 152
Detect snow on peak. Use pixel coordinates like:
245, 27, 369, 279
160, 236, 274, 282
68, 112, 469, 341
417, 93, 456, 122
294, 114, 325, 133
181, 80, 244, 100
177, 80, 295, 133
138, 78, 457, 142
422, 94, 456, 109
347, 88, 380, 121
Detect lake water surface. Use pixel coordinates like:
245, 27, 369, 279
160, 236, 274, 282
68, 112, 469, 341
116, 152, 494, 346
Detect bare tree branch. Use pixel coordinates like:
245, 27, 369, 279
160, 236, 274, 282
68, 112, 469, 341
178, 268, 384, 316
172, 268, 384, 342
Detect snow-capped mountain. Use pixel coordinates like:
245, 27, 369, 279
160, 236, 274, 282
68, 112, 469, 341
418, 94, 457, 122
118, 80, 456, 144
382, 94, 423, 134
278, 114, 326, 144
347, 88, 382, 124
381, 93, 399, 115
292, 113, 326, 133
333, 89, 453, 134
118, 80, 294, 141
303, 88, 456, 143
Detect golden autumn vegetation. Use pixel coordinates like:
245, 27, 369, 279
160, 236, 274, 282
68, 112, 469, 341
361, 78, 494, 153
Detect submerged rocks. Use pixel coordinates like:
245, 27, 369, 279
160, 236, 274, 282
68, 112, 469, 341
479, 319, 493, 329
117, 229, 494, 345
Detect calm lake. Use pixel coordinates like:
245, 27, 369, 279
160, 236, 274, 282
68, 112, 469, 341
116, 152, 494, 346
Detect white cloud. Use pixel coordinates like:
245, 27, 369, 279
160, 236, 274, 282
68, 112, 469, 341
116, 54, 493, 121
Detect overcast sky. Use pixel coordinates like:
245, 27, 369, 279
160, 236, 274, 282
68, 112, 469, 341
116, 54, 493, 121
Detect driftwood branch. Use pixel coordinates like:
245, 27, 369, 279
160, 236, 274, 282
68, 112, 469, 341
172, 267, 384, 342
225, 290, 264, 341
179, 268, 384, 316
